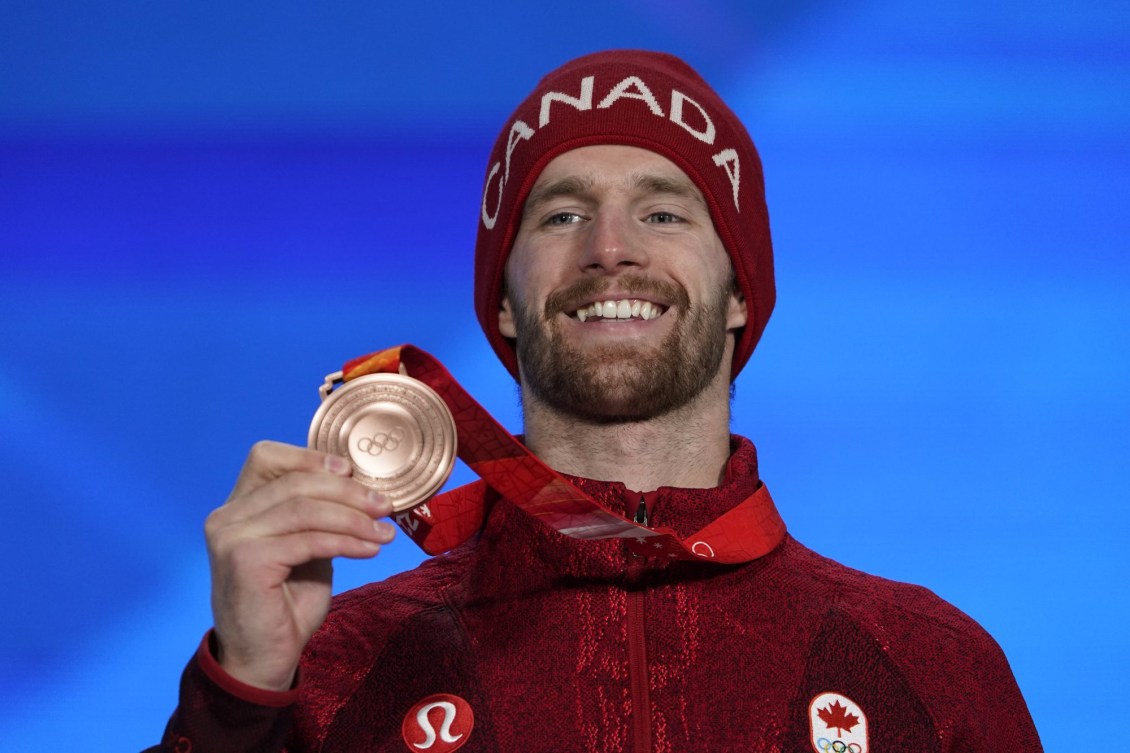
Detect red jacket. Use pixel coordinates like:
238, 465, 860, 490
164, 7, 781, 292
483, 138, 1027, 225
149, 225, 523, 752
155, 439, 1041, 752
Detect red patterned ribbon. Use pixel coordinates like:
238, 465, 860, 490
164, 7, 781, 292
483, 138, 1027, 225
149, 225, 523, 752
339, 345, 786, 564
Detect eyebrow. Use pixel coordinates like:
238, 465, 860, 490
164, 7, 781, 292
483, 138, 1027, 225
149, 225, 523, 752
522, 176, 594, 218
522, 171, 706, 218
631, 173, 706, 207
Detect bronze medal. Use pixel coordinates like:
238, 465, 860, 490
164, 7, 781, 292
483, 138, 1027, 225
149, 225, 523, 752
308, 372, 457, 512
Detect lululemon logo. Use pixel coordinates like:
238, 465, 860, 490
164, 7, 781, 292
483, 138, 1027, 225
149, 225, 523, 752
357, 428, 404, 456
401, 693, 474, 753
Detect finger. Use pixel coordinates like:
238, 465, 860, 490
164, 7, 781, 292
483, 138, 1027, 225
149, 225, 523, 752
216, 470, 390, 525
238, 496, 398, 545
223, 528, 396, 580
228, 440, 352, 499
279, 529, 394, 563
209, 494, 397, 562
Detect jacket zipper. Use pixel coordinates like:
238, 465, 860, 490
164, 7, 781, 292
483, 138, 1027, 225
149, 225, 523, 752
628, 495, 652, 753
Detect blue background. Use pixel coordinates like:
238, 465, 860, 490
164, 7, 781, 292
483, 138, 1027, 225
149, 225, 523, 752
1, 1, 1127, 750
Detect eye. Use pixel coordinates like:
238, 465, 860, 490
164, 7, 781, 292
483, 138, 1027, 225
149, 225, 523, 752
545, 211, 583, 226
646, 211, 684, 224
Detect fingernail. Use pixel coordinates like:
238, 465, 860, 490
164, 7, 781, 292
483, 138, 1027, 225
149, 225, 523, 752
325, 455, 350, 474
374, 520, 396, 539
367, 489, 391, 512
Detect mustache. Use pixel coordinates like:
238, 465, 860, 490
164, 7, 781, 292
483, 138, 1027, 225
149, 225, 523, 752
544, 275, 689, 318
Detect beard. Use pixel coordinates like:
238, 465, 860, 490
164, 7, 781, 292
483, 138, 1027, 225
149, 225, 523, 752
510, 274, 733, 423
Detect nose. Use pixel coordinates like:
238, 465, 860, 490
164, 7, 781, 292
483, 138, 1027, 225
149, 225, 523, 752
577, 210, 648, 274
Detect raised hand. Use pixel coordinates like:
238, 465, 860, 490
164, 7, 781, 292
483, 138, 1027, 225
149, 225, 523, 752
204, 441, 395, 691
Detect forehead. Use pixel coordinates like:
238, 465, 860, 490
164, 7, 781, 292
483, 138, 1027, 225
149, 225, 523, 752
525, 144, 705, 204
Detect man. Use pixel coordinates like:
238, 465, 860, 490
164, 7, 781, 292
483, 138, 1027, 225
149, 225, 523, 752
154, 50, 1041, 751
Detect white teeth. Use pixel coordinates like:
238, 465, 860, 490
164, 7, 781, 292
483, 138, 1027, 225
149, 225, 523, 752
573, 299, 665, 321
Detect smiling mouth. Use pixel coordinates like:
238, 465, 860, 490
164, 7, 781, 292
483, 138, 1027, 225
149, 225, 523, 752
571, 298, 668, 323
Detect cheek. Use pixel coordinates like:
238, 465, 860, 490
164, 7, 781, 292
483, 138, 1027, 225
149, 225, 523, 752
673, 242, 732, 297
502, 242, 540, 301
505, 249, 572, 311
701, 243, 736, 292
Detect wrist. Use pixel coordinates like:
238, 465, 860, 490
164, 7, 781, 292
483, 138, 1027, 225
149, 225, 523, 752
198, 630, 301, 706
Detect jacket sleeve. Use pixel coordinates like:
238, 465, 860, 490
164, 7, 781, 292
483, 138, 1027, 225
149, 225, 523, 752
149, 631, 300, 753
952, 630, 1043, 752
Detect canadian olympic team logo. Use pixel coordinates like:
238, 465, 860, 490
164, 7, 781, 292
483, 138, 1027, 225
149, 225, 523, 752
401, 693, 474, 753
809, 691, 868, 753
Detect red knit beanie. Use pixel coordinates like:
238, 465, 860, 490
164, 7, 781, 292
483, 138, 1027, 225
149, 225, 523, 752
473, 49, 774, 380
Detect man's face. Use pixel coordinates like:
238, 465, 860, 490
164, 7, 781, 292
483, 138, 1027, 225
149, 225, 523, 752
498, 145, 747, 422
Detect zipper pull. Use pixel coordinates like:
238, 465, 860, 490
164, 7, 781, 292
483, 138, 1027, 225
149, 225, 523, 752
633, 495, 650, 528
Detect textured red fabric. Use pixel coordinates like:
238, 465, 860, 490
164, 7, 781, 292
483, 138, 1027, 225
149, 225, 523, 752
153, 438, 1041, 752
473, 50, 775, 380
153, 634, 295, 752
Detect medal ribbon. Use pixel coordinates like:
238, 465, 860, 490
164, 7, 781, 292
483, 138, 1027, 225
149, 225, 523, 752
338, 345, 786, 564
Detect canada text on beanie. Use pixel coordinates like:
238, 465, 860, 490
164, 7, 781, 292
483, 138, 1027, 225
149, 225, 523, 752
473, 49, 774, 380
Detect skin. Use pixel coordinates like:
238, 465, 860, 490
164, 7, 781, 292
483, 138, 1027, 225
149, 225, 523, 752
206, 144, 745, 691
205, 443, 396, 691
500, 145, 747, 492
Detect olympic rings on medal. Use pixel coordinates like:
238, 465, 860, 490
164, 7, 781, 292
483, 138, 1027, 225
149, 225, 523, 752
815, 739, 862, 753
356, 427, 405, 456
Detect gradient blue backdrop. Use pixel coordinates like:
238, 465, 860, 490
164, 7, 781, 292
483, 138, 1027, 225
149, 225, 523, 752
1, 2, 1127, 750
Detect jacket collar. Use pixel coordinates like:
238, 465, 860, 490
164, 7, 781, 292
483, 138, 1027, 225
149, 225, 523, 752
467, 436, 767, 583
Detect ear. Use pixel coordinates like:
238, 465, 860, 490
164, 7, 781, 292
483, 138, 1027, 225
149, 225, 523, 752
498, 296, 517, 338
726, 290, 748, 331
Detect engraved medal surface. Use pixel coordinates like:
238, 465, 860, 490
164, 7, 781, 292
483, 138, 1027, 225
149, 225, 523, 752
308, 373, 457, 512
